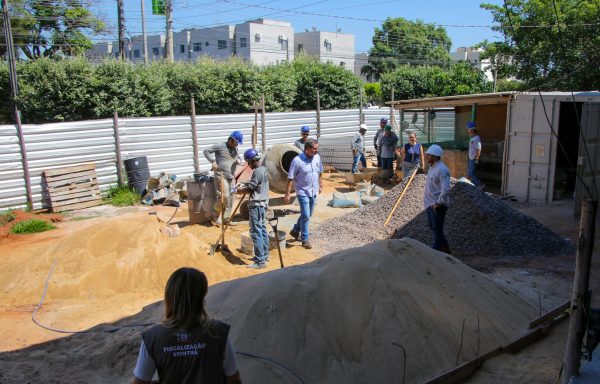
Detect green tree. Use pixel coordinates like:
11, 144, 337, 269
480, 0, 600, 90
362, 17, 452, 80
3, 0, 106, 60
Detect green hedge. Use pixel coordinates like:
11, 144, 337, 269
0, 56, 362, 124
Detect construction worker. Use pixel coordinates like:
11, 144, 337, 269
203, 130, 244, 225
294, 125, 311, 150
424, 144, 451, 254
379, 125, 398, 183
467, 122, 483, 189
284, 138, 323, 249
132, 267, 242, 384
373, 117, 387, 170
351, 124, 368, 174
236, 148, 270, 269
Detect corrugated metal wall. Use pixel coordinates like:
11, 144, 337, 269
0, 108, 455, 210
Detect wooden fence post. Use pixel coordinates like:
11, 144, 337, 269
260, 94, 266, 153
113, 111, 125, 186
190, 97, 200, 174
316, 90, 321, 138
563, 199, 598, 383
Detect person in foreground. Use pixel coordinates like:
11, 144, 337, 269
132, 268, 242, 384
423, 144, 451, 254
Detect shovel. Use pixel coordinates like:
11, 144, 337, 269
267, 216, 285, 268
209, 192, 247, 256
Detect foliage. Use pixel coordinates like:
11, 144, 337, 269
364, 83, 382, 105
0, 210, 16, 226
480, 0, 600, 90
362, 17, 452, 80
3, 0, 106, 60
105, 185, 140, 207
381, 62, 492, 101
495, 78, 526, 92
292, 55, 361, 111
0, 57, 363, 123
10, 219, 55, 234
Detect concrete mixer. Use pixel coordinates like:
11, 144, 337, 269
262, 144, 302, 193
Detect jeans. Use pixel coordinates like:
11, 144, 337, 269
427, 205, 449, 251
249, 205, 269, 264
468, 159, 480, 186
352, 151, 367, 173
380, 157, 394, 171
293, 195, 316, 241
402, 161, 418, 180
376, 154, 382, 169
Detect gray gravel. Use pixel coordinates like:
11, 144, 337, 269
313, 175, 572, 259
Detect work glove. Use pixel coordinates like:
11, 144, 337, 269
211, 162, 218, 171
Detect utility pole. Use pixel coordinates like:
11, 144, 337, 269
2, 0, 33, 208
141, 0, 148, 63
165, 0, 174, 62
117, 0, 126, 60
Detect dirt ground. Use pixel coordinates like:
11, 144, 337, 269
0, 172, 597, 381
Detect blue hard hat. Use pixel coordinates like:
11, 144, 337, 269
244, 148, 260, 161
380, 117, 388, 124
230, 130, 244, 144
301, 125, 310, 133
466, 121, 476, 129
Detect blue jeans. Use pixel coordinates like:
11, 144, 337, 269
249, 205, 269, 264
293, 195, 316, 241
376, 154, 382, 169
427, 205, 449, 251
380, 157, 394, 171
468, 159, 480, 186
352, 152, 367, 173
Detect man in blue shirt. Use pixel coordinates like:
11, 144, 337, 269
424, 144, 451, 254
284, 139, 323, 249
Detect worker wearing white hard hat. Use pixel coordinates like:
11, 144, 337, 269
424, 144, 451, 254
351, 123, 368, 174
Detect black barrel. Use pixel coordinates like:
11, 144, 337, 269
124, 156, 150, 195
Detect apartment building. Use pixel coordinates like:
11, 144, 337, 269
451, 47, 494, 81
186, 25, 236, 61
294, 30, 354, 70
235, 19, 294, 65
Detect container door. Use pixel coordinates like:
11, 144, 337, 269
504, 97, 554, 202
574, 102, 600, 216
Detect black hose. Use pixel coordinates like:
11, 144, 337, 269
236, 351, 306, 384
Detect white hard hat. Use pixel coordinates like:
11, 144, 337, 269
425, 144, 443, 157
359, 123, 368, 130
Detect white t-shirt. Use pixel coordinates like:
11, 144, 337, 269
133, 338, 239, 381
468, 135, 482, 160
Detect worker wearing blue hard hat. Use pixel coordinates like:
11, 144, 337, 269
294, 125, 311, 151
203, 130, 245, 225
236, 148, 270, 269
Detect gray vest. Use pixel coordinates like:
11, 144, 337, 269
142, 320, 230, 384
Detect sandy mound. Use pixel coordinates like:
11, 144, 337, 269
0, 239, 538, 383
314, 176, 571, 261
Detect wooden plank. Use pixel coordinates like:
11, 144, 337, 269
46, 172, 97, 187
48, 181, 99, 193
51, 194, 103, 208
51, 198, 103, 212
50, 189, 101, 202
45, 169, 96, 183
424, 348, 503, 384
528, 301, 570, 329
43, 163, 96, 177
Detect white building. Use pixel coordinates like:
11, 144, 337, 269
85, 41, 118, 61
235, 19, 294, 65
354, 53, 371, 82
451, 47, 494, 82
186, 26, 236, 61
294, 30, 354, 70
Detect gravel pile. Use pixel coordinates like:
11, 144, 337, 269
313, 175, 571, 259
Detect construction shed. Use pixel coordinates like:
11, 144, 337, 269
389, 92, 600, 215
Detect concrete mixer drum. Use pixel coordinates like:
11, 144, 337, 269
263, 144, 302, 193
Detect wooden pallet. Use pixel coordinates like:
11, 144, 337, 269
43, 163, 103, 212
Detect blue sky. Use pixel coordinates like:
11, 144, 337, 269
93, 0, 505, 53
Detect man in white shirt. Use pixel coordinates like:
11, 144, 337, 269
467, 122, 482, 188
424, 144, 451, 254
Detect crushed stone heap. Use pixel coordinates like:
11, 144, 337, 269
313, 175, 571, 259
0, 239, 538, 384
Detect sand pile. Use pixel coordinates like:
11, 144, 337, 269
0, 239, 538, 383
313, 175, 571, 260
